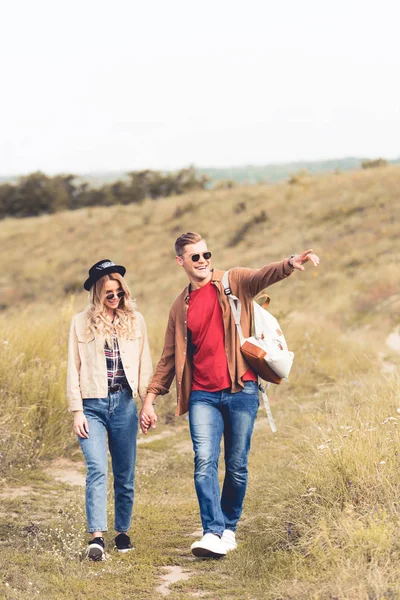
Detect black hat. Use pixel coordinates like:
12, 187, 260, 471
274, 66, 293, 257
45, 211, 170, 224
84, 259, 126, 291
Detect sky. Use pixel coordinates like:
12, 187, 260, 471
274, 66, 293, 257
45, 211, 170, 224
1, 0, 399, 176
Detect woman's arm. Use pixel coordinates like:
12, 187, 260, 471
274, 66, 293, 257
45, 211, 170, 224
67, 317, 89, 438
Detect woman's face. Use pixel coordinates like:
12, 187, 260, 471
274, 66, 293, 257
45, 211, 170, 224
103, 278, 125, 312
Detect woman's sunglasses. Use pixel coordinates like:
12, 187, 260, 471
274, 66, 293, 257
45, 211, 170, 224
105, 290, 126, 301
189, 251, 212, 262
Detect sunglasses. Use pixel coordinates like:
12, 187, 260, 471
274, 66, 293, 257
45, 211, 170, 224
188, 251, 212, 262
105, 290, 126, 301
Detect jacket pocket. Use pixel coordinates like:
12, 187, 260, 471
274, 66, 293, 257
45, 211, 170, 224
77, 334, 96, 364
128, 331, 142, 341
77, 333, 95, 344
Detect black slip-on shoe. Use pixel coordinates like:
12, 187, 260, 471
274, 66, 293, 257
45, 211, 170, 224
115, 533, 134, 553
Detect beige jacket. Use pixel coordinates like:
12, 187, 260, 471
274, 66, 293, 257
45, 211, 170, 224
67, 310, 153, 412
147, 259, 293, 416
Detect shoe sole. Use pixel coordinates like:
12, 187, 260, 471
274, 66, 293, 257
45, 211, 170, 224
191, 546, 226, 559
115, 547, 134, 553
86, 544, 105, 561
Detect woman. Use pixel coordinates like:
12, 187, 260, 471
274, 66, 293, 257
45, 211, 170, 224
67, 259, 153, 561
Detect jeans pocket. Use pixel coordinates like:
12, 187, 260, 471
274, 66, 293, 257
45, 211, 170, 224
242, 381, 259, 395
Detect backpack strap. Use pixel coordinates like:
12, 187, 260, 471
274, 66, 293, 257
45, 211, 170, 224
258, 380, 276, 433
223, 271, 277, 433
222, 270, 245, 344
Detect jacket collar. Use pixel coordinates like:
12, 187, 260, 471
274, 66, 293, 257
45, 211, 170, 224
183, 269, 224, 304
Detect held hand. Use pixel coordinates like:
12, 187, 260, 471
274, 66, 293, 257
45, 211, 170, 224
291, 249, 320, 271
74, 411, 89, 438
139, 399, 158, 435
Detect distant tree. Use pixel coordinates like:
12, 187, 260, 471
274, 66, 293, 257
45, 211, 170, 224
0, 183, 16, 219
361, 158, 388, 169
288, 169, 309, 185
10, 172, 56, 217
212, 179, 236, 190
48, 175, 79, 211
0, 166, 211, 220
127, 166, 209, 202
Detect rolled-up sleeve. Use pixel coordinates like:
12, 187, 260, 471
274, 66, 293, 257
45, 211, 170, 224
231, 259, 293, 297
147, 309, 176, 397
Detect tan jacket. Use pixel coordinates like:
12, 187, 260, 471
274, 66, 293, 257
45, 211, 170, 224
147, 259, 293, 416
67, 310, 153, 412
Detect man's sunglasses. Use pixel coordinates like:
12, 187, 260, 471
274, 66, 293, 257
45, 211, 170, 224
189, 251, 212, 262
105, 290, 126, 301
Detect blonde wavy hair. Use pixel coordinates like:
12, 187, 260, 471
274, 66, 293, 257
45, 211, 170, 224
84, 273, 136, 341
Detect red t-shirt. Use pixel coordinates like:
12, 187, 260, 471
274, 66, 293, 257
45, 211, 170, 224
187, 281, 256, 391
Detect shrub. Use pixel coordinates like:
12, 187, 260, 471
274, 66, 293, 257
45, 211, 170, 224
228, 210, 268, 247
361, 158, 388, 169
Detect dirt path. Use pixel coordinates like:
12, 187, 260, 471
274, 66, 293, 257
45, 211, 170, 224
156, 565, 192, 597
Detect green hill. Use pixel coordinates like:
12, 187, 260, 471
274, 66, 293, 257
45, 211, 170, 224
1, 164, 398, 328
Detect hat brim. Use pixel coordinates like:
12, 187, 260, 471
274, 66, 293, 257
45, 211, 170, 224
84, 265, 126, 291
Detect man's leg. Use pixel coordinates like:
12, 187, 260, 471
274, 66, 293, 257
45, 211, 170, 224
189, 390, 225, 536
221, 381, 259, 532
189, 390, 227, 558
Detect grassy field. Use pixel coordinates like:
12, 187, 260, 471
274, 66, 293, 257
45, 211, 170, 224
0, 165, 399, 599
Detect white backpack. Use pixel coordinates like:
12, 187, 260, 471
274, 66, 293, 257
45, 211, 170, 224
222, 270, 294, 432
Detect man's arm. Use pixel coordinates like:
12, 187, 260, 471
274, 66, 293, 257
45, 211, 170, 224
139, 308, 177, 434
231, 250, 319, 297
137, 313, 154, 400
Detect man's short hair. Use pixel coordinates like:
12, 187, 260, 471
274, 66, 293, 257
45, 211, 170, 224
174, 232, 205, 256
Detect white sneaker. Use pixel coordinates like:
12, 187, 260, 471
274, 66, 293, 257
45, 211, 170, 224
191, 533, 227, 558
222, 529, 237, 552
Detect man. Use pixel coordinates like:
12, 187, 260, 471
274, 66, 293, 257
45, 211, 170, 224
140, 232, 319, 558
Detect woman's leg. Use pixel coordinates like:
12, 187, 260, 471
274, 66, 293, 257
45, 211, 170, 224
107, 388, 138, 533
79, 399, 109, 534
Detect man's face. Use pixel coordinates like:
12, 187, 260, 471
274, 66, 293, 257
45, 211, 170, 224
176, 240, 212, 284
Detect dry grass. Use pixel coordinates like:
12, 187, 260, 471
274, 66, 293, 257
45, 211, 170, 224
0, 165, 400, 598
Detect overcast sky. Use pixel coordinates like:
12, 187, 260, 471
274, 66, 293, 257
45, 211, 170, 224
1, 0, 399, 176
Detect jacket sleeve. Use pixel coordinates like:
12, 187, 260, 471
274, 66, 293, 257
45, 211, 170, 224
146, 308, 177, 397
137, 314, 154, 401
66, 317, 83, 412
229, 259, 293, 298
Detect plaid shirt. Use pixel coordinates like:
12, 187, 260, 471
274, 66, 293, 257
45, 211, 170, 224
104, 336, 129, 389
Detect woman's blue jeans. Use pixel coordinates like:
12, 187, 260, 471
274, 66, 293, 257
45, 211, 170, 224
189, 381, 259, 537
78, 388, 138, 533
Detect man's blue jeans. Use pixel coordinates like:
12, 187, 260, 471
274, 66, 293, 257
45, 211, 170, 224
78, 388, 138, 533
189, 381, 259, 536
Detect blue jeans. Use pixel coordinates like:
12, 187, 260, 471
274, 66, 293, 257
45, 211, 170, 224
189, 381, 259, 536
78, 388, 138, 533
